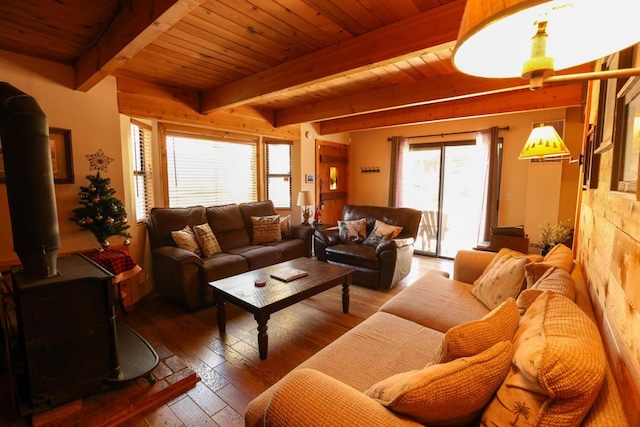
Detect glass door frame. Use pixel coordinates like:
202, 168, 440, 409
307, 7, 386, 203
409, 139, 476, 259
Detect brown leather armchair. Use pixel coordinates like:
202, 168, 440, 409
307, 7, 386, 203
313, 205, 421, 290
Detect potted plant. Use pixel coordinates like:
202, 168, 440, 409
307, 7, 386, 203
538, 219, 572, 255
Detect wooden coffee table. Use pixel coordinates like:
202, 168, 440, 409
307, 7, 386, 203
209, 257, 355, 360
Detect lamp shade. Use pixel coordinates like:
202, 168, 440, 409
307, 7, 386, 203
453, 0, 640, 78
296, 190, 313, 207
519, 125, 570, 159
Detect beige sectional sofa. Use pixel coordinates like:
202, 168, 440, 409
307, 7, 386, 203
245, 245, 627, 426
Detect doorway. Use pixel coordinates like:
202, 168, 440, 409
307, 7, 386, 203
403, 141, 490, 258
315, 140, 349, 226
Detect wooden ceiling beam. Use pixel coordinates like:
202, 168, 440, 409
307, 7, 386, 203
274, 64, 593, 126
75, 0, 206, 92
317, 83, 585, 134
200, 0, 465, 114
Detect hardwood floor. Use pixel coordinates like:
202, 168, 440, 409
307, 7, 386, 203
3, 255, 452, 426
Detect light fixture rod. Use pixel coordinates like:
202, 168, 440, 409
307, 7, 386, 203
544, 67, 640, 85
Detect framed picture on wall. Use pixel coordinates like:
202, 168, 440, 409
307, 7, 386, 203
305, 174, 314, 183
0, 127, 74, 184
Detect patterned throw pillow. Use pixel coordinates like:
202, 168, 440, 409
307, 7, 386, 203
471, 255, 528, 310
482, 291, 606, 426
337, 218, 367, 243
251, 215, 282, 244
193, 223, 222, 257
362, 219, 403, 247
365, 341, 513, 426
171, 225, 202, 256
279, 215, 292, 239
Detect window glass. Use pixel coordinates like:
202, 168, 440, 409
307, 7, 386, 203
165, 133, 257, 207
265, 141, 291, 208
130, 121, 154, 222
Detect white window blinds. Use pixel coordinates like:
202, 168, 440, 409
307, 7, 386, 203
265, 140, 292, 208
131, 120, 154, 222
165, 133, 257, 207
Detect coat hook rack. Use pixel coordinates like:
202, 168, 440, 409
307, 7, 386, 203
361, 166, 380, 174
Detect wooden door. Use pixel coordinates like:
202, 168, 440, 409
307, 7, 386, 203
315, 140, 349, 225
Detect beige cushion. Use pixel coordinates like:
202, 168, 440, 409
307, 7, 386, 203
363, 219, 403, 247
251, 215, 282, 244
279, 214, 292, 238
517, 266, 576, 313
171, 225, 202, 256
338, 218, 367, 243
365, 341, 513, 426
471, 254, 528, 310
474, 248, 542, 288
482, 291, 606, 426
193, 223, 222, 257
542, 243, 574, 273
438, 298, 519, 363
523, 261, 555, 288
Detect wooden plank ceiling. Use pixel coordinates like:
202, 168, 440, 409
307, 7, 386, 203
0, 0, 587, 136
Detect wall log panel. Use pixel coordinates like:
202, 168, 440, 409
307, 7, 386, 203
578, 65, 640, 423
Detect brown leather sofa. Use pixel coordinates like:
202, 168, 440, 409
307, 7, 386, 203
313, 205, 421, 290
147, 200, 313, 309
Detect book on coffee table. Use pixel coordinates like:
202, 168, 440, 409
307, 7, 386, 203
270, 267, 308, 282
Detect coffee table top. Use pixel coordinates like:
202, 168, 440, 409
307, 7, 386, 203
209, 258, 354, 311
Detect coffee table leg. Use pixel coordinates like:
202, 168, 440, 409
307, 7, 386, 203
255, 313, 270, 360
342, 278, 350, 314
216, 296, 226, 334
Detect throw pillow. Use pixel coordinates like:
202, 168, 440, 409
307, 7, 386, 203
193, 223, 222, 257
362, 219, 403, 247
279, 215, 292, 239
365, 341, 513, 426
171, 225, 202, 256
437, 298, 519, 363
474, 248, 541, 288
337, 218, 367, 243
471, 255, 529, 310
251, 215, 282, 244
523, 261, 555, 288
542, 243, 574, 273
482, 291, 607, 426
516, 266, 576, 313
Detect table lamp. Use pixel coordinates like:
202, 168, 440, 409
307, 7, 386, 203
296, 191, 313, 225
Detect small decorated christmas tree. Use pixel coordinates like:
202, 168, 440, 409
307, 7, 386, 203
70, 149, 132, 249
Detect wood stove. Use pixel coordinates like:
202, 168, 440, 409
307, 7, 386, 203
11, 253, 119, 407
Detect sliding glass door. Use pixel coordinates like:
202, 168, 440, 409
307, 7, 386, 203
403, 141, 488, 258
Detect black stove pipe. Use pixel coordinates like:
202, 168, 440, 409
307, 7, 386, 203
0, 82, 60, 278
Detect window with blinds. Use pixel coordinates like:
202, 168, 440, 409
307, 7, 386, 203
265, 140, 292, 208
130, 120, 154, 222
165, 133, 257, 207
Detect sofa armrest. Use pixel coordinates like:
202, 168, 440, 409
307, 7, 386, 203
290, 224, 314, 241
313, 228, 340, 246
153, 245, 204, 266
264, 369, 421, 427
375, 237, 414, 256
453, 250, 496, 284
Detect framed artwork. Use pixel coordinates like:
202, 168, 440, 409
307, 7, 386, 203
305, 173, 314, 183
0, 127, 74, 184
